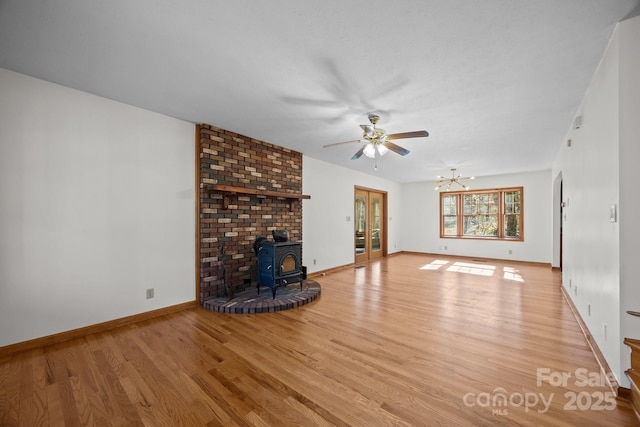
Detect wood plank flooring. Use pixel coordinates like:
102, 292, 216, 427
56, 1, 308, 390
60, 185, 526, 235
1, 253, 637, 426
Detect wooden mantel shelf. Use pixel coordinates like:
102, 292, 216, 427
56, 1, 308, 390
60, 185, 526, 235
210, 184, 310, 200
205, 184, 310, 210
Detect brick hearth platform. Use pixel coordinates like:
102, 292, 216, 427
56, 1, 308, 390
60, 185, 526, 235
203, 279, 321, 314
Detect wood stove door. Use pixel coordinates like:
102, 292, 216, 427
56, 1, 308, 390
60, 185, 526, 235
257, 244, 275, 286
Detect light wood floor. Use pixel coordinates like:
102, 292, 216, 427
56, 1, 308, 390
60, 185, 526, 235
1, 253, 637, 426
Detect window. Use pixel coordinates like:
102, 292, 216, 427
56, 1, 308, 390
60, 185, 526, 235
440, 187, 523, 240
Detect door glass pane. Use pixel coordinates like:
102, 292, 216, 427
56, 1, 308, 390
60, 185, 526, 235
371, 195, 381, 252
355, 193, 366, 255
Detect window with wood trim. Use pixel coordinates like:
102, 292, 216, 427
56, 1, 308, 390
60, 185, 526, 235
440, 187, 523, 240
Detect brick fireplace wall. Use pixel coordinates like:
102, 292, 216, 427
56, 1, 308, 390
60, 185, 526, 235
197, 123, 304, 302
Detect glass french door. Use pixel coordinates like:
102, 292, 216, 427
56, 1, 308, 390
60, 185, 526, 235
354, 188, 386, 263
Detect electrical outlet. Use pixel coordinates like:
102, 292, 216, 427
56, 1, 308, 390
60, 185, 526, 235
444, 245, 448, 250
588, 304, 591, 316
603, 323, 607, 341
313, 259, 317, 265
508, 249, 512, 255
146, 288, 154, 299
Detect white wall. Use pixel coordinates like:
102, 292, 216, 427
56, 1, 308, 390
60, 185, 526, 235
303, 157, 550, 269
302, 156, 403, 273
618, 16, 640, 386
552, 15, 640, 388
400, 170, 552, 263
0, 69, 195, 347
552, 27, 621, 384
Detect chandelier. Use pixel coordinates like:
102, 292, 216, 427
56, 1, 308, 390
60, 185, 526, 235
435, 168, 474, 191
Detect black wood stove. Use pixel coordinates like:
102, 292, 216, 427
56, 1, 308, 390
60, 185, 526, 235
255, 235, 303, 298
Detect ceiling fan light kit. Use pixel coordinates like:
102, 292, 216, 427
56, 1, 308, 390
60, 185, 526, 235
363, 142, 388, 158
324, 113, 429, 168
435, 168, 474, 191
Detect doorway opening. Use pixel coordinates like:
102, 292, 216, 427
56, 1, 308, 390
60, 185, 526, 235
354, 187, 387, 263
552, 171, 563, 270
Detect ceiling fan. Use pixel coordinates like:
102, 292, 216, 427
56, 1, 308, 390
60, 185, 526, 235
323, 114, 429, 160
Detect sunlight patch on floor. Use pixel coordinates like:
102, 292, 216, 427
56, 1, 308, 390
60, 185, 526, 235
420, 259, 524, 282
420, 260, 450, 270
446, 262, 496, 276
503, 267, 524, 282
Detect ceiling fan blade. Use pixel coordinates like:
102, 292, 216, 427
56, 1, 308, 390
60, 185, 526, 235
387, 130, 429, 140
351, 144, 368, 160
360, 124, 373, 136
382, 141, 410, 156
281, 96, 339, 107
323, 139, 362, 148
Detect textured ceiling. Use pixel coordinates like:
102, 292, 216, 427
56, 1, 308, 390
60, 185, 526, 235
1, 0, 639, 182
